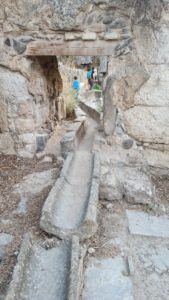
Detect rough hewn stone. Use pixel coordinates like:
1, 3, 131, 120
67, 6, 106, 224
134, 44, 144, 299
100, 165, 155, 205
103, 76, 117, 136
124, 107, 169, 144
127, 210, 169, 238
0, 56, 63, 157
0, 133, 15, 155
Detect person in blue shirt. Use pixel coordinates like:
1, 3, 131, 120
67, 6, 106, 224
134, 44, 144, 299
86, 68, 93, 90
72, 76, 79, 99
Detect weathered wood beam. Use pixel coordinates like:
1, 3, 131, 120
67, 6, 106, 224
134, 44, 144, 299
25, 41, 114, 56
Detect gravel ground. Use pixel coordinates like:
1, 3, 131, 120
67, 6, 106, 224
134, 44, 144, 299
0, 154, 61, 295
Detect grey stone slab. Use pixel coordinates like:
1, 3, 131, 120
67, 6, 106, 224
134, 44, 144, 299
126, 210, 169, 238
82, 257, 134, 300
0, 233, 13, 247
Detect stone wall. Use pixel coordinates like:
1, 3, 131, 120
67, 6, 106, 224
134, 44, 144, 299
102, 0, 169, 169
0, 0, 169, 161
0, 41, 63, 157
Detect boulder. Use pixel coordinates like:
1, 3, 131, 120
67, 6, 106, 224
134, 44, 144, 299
100, 165, 155, 205
124, 107, 169, 144
100, 166, 123, 201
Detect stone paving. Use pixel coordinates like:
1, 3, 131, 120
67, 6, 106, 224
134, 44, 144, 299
82, 257, 134, 300
127, 210, 169, 238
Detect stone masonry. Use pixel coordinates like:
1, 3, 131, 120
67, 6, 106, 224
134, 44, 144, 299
0, 0, 169, 164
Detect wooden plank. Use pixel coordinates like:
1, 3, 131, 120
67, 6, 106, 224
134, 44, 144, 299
25, 41, 114, 56
26, 46, 114, 56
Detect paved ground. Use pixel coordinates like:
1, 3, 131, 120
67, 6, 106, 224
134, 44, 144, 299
81, 199, 169, 300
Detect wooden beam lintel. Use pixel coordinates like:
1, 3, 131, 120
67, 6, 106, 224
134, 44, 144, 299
26, 47, 113, 56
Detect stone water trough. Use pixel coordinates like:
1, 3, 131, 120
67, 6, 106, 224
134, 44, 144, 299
40, 151, 100, 240
61, 120, 86, 157
5, 234, 84, 300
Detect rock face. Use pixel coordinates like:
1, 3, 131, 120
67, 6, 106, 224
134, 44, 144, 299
105, 1, 169, 164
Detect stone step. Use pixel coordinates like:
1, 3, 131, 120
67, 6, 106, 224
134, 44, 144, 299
40, 151, 100, 240
5, 234, 84, 300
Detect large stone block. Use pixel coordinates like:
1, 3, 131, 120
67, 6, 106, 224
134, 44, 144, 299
82, 257, 134, 300
17, 102, 34, 117
103, 76, 117, 136
124, 107, 169, 144
15, 118, 35, 134
65, 33, 81, 41
0, 67, 31, 105
134, 65, 169, 107
134, 25, 169, 65
100, 165, 155, 205
104, 30, 122, 40
82, 32, 97, 40
0, 133, 15, 155
127, 210, 169, 238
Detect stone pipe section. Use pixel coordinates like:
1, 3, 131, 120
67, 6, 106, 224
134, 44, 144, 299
5, 234, 84, 300
61, 120, 86, 157
79, 101, 101, 124
40, 151, 100, 240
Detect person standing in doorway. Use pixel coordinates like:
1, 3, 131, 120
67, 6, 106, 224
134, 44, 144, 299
72, 76, 79, 100
91, 67, 95, 81
86, 67, 93, 90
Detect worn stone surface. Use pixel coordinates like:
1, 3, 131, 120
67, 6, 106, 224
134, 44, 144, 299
103, 76, 117, 136
14, 169, 58, 196
105, 4, 169, 164
41, 120, 100, 240
14, 169, 58, 214
82, 257, 134, 300
0, 133, 15, 155
0, 0, 167, 162
0, 56, 63, 157
0, 233, 13, 259
0, 233, 13, 247
124, 107, 169, 144
127, 210, 169, 238
100, 165, 154, 205
128, 234, 169, 299
5, 234, 83, 300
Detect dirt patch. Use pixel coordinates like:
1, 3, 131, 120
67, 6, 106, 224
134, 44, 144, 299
0, 155, 61, 295
84, 202, 125, 263
152, 175, 169, 203
151, 175, 169, 214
